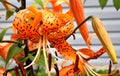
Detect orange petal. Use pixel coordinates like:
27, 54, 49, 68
31, 13, 42, 29
69, 0, 90, 46
78, 60, 85, 76
78, 47, 106, 60
59, 64, 78, 76
2, 0, 11, 10
0, 34, 18, 60
50, 0, 63, 14
58, 11, 73, 24
28, 41, 39, 51
78, 48, 94, 59
27, 6, 42, 29
0, 67, 12, 76
0, 43, 13, 60
27, 6, 39, 14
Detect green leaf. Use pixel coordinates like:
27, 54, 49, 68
113, 0, 120, 10
6, 44, 25, 65
99, 0, 108, 9
6, 9, 14, 20
0, 0, 4, 2
34, 0, 43, 7
0, 26, 11, 41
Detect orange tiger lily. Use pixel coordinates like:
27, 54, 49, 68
69, 0, 90, 47
10, 1, 118, 76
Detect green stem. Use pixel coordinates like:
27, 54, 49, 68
24, 40, 34, 76
0, 40, 24, 47
108, 60, 112, 74
20, 0, 34, 75
66, 16, 93, 40
3, 0, 19, 10
20, 0, 26, 9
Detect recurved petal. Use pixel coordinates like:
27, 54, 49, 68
69, 0, 90, 47
2, 0, 11, 10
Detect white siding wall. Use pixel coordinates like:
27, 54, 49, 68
0, 0, 120, 65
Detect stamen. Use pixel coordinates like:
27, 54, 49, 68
76, 51, 84, 62
76, 51, 101, 76
84, 66, 90, 76
47, 42, 67, 61
43, 35, 51, 76
76, 50, 90, 59
24, 37, 42, 69
84, 61, 100, 76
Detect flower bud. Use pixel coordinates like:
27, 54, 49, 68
92, 16, 118, 64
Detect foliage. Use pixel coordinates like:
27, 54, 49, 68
113, 0, 120, 10
6, 9, 14, 20
0, 0, 119, 76
83, 69, 120, 76
84, 0, 120, 10
0, 27, 11, 41
6, 43, 25, 65
34, 0, 43, 7
99, 0, 120, 10
0, 0, 4, 2
99, 0, 108, 9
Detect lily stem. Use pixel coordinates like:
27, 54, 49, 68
20, 0, 34, 75
66, 16, 93, 40
3, 0, 19, 12
24, 40, 34, 76
108, 60, 112, 74
20, 0, 26, 9
0, 40, 24, 46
